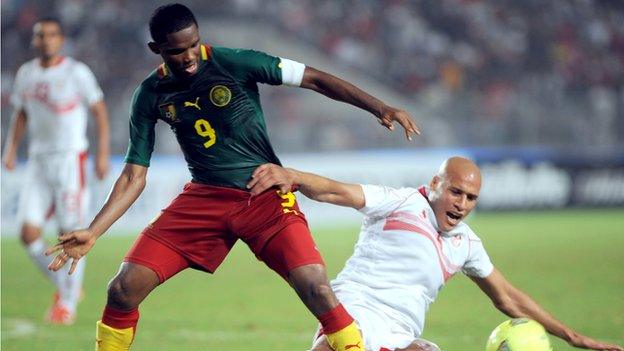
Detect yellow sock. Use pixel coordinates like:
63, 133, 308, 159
326, 321, 364, 351
95, 321, 134, 351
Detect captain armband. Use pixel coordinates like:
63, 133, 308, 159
279, 58, 306, 87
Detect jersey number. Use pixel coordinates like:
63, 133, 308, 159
194, 119, 216, 148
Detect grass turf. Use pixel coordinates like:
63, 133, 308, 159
2, 210, 623, 350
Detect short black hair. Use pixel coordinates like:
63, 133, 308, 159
35, 17, 64, 34
149, 3, 198, 44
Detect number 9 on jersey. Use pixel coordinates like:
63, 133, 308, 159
194, 118, 216, 148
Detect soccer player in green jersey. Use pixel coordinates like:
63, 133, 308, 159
46, 3, 418, 350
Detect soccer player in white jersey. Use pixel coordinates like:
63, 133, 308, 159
2, 17, 110, 325
246, 158, 622, 351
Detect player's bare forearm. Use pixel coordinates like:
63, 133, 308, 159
247, 164, 365, 209
91, 100, 110, 179
503, 286, 623, 350
87, 163, 147, 237
301, 67, 385, 116
473, 270, 575, 341
292, 169, 365, 209
473, 270, 622, 350
2, 109, 27, 169
300, 67, 419, 140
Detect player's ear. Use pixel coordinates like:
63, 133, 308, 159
147, 42, 160, 55
429, 175, 440, 190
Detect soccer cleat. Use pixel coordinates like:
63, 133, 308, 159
45, 302, 76, 325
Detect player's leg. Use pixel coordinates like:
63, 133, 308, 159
254, 220, 364, 351
289, 264, 364, 351
97, 233, 190, 351
49, 151, 89, 324
97, 182, 238, 350
16, 159, 71, 322
18, 158, 55, 280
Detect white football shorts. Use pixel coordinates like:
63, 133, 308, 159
18, 150, 89, 232
319, 284, 423, 351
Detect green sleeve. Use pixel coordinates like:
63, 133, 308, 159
124, 84, 157, 167
212, 47, 283, 86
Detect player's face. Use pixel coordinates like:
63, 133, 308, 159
32, 22, 64, 59
429, 172, 480, 232
150, 24, 201, 78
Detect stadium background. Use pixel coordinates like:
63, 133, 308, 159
1, 0, 623, 350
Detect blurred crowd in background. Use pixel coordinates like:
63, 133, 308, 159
2, 0, 623, 155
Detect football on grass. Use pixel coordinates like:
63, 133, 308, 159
485, 318, 552, 351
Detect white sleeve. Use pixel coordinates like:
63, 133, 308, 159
10, 66, 26, 110
358, 185, 417, 218
75, 62, 104, 105
279, 58, 306, 86
462, 232, 494, 278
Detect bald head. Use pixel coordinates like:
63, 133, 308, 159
436, 156, 482, 189
429, 157, 482, 232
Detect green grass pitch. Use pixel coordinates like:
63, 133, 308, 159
2, 210, 623, 350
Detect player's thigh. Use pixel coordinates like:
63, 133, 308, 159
143, 183, 239, 274
255, 220, 324, 281
123, 233, 191, 284
52, 151, 88, 231
17, 161, 52, 228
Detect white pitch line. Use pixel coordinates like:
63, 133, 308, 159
1, 318, 37, 339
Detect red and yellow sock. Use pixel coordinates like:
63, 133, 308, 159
319, 304, 364, 351
95, 306, 139, 351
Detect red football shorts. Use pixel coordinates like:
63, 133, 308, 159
124, 182, 324, 282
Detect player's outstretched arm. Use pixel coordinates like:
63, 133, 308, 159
46, 163, 149, 274
247, 163, 365, 209
91, 100, 110, 180
471, 269, 623, 351
300, 66, 420, 140
2, 109, 27, 170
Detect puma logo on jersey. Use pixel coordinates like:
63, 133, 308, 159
184, 97, 201, 110
345, 342, 361, 350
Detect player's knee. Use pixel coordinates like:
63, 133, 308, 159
20, 223, 41, 245
308, 281, 334, 303
107, 274, 141, 310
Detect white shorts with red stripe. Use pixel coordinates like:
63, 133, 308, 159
18, 150, 89, 231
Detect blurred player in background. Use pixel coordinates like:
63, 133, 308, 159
2, 18, 110, 325
247, 159, 623, 351
44, 3, 418, 350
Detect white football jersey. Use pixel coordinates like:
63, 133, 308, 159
332, 185, 494, 338
10, 57, 103, 155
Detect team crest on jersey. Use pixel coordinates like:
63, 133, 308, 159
209, 85, 231, 107
158, 102, 177, 121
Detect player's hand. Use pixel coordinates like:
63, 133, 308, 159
95, 152, 109, 180
247, 163, 297, 196
567, 332, 623, 351
45, 229, 98, 274
377, 105, 420, 141
2, 153, 16, 170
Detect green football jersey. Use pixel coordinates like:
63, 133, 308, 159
125, 45, 289, 190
